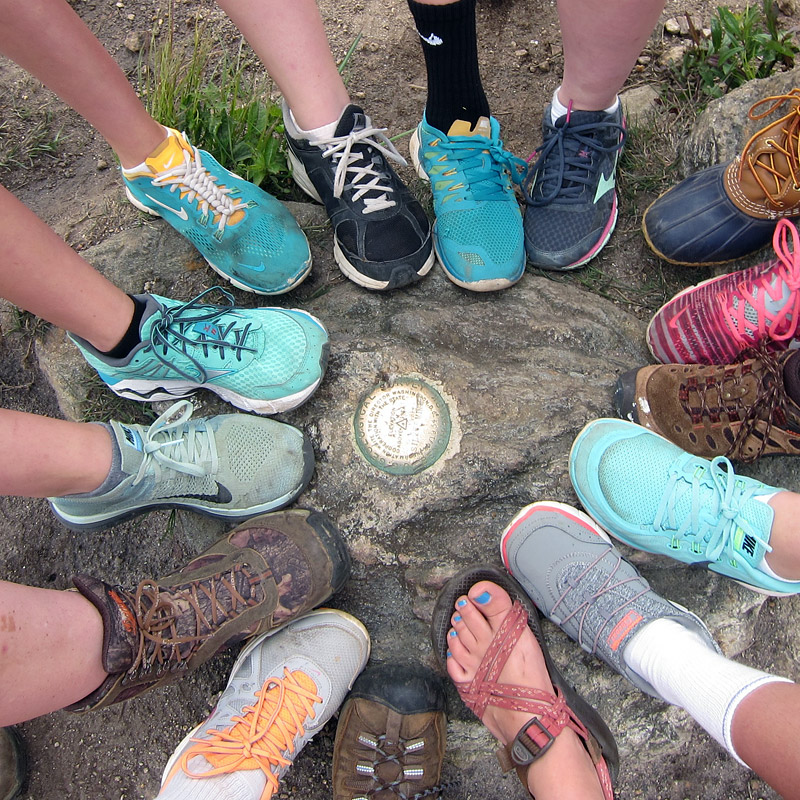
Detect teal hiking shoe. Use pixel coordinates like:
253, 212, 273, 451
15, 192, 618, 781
49, 400, 315, 531
569, 418, 800, 595
122, 128, 311, 295
70, 288, 328, 414
501, 500, 721, 699
410, 114, 525, 292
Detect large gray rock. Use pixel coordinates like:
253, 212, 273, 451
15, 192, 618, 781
30, 220, 789, 799
681, 67, 800, 175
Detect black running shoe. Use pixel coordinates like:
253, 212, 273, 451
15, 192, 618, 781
523, 104, 626, 271
284, 103, 434, 290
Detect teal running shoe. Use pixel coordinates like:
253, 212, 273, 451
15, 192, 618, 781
49, 400, 314, 531
410, 114, 525, 292
122, 128, 311, 295
70, 288, 328, 414
569, 418, 800, 596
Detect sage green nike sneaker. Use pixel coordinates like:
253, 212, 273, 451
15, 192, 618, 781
49, 400, 314, 531
70, 288, 329, 414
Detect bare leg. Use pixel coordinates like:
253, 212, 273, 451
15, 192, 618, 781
1, 185, 134, 351
730, 682, 800, 800
0, 410, 111, 496
558, 0, 665, 110
0, 581, 107, 725
0, 0, 165, 167
215, 0, 350, 130
448, 581, 604, 799
764, 491, 800, 578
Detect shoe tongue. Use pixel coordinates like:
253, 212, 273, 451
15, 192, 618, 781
144, 131, 190, 174
109, 419, 146, 476
555, 108, 612, 129
783, 349, 800, 404
334, 104, 369, 137
447, 117, 492, 138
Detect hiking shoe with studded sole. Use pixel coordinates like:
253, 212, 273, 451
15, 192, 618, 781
333, 663, 447, 800
284, 103, 433, 291
68, 508, 352, 711
647, 218, 800, 365
500, 500, 721, 699
568, 418, 800, 595
123, 128, 311, 295
523, 103, 625, 271
70, 288, 328, 414
410, 114, 525, 292
615, 349, 800, 462
642, 91, 800, 265
159, 609, 370, 799
0, 728, 24, 800
49, 400, 314, 531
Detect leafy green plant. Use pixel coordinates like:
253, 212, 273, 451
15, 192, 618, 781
676, 1, 798, 101
140, 15, 293, 197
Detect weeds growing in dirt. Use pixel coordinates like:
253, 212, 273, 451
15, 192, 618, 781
0, 114, 61, 173
675, 1, 798, 101
140, 14, 292, 198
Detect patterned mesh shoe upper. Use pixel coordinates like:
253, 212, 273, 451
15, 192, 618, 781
648, 218, 800, 365
523, 103, 625, 271
569, 418, 800, 594
70, 288, 328, 414
122, 128, 311, 295
49, 400, 313, 530
410, 114, 525, 292
642, 90, 800, 265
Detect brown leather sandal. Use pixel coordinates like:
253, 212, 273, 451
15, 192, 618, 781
431, 564, 617, 799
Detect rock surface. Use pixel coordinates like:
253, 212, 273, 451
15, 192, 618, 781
26, 213, 797, 800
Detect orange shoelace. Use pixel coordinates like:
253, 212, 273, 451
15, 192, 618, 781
175, 668, 321, 800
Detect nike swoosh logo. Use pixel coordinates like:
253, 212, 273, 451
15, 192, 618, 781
205, 369, 236, 378
593, 171, 616, 204
145, 193, 189, 220
418, 31, 443, 45
162, 481, 233, 504
667, 305, 692, 331
237, 262, 267, 273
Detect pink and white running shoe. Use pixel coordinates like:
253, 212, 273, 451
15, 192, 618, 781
647, 218, 800, 364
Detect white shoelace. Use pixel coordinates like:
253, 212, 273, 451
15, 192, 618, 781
151, 143, 248, 233
311, 124, 406, 214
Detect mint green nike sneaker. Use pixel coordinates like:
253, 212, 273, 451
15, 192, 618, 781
410, 113, 525, 292
49, 400, 314, 531
569, 418, 800, 596
122, 128, 311, 295
70, 289, 328, 414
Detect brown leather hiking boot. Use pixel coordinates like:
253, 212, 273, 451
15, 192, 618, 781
643, 90, 800, 265
333, 664, 448, 800
0, 729, 24, 800
68, 508, 350, 712
615, 349, 800, 462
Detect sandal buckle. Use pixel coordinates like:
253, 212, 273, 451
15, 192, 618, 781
510, 718, 556, 766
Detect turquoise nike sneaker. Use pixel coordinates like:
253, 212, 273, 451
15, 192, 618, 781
410, 114, 525, 292
122, 128, 311, 295
70, 289, 328, 414
569, 418, 800, 596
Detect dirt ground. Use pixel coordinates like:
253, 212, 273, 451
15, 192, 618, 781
0, 0, 792, 798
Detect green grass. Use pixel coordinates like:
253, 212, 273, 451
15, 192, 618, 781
0, 114, 61, 173
140, 14, 293, 198
81, 372, 158, 425
673, 1, 798, 102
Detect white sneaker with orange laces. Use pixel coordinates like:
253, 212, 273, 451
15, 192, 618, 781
158, 609, 370, 800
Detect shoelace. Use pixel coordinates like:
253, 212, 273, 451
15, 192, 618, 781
124, 565, 263, 678
523, 106, 625, 207
653, 455, 771, 562
312, 123, 406, 214
131, 400, 217, 485
739, 91, 800, 208
151, 139, 248, 235
723, 218, 800, 347
348, 732, 450, 799
148, 287, 258, 381
428, 133, 526, 206
178, 668, 321, 800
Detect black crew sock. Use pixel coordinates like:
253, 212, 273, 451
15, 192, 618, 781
407, 0, 490, 132
101, 294, 147, 359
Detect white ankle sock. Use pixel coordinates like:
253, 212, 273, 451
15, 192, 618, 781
550, 87, 619, 124
623, 618, 790, 765
288, 108, 342, 140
